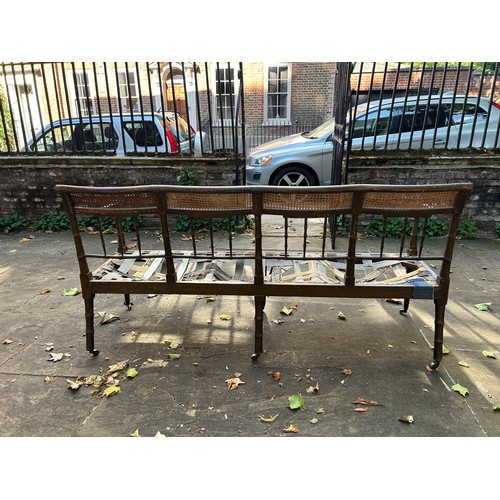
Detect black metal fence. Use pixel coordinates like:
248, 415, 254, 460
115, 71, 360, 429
1, 61, 499, 158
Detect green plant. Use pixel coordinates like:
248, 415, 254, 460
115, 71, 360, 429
364, 216, 448, 238
76, 216, 144, 232
496, 223, 500, 238
32, 214, 144, 232
175, 214, 252, 234
177, 168, 199, 186
34, 213, 72, 232
0, 214, 31, 232
456, 220, 477, 239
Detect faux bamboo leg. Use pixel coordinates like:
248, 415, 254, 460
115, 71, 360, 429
124, 294, 133, 310
252, 295, 266, 361
399, 298, 410, 314
84, 293, 99, 356
431, 299, 446, 370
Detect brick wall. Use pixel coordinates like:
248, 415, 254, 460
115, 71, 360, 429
1, 156, 498, 237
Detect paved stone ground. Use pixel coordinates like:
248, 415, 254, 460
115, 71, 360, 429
0, 226, 498, 496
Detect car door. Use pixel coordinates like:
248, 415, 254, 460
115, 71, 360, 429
121, 118, 166, 154
395, 102, 457, 149
448, 100, 499, 148
349, 106, 398, 151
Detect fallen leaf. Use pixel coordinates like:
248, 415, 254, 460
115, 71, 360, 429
288, 394, 305, 410
48, 353, 64, 362
475, 302, 492, 311
309, 418, 319, 424
352, 397, 381, 406
458, 360, 470, 368
126, 368, 138, 378
62, 287, 81, 296
66, 379, 82, 390
258, 414, 279, 423
353, 407, 368, 412
493, 404, 500, 411
226, 377, 245, 390
3, 339, 13, 345
316, 408, 325, 414
398, 415, 414, 424
106, 361, 128, 374
102, 385, 121, 397
306, 382, 320, 394
168, 353, 181, 360
283, 424, 299, 433
337, 311, 346, 320
97, 311, 120, 324
155, 431, 166, 437
268, 370, 281, 381
342, 369, 352, 376
451, 383, 469, 397
37, 288, 51, 295
482, 350, 497, 359
44, 376, 54, 384
219, 314, 232, 321
205, 295, 216, 302
130, 428, 140, 437
280, 307, 293, 316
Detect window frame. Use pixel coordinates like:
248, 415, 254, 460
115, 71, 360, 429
68, 70, 94, 116
117, 68, 140, 112
264, 63, 292, 125
212, 63, 240, 126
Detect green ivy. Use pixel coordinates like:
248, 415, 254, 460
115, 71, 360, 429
175, 214, 252, 233
0, 214, 31, 232
456, 220, 477, 239
364, 216, 448, 238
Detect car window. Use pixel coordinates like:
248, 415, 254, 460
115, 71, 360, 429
397, 104, 448, 133
123, 120, 163, 148
351, 108, 393, 139
303, 119, 334, 139
34, 124, 72, 152
165, 114, 191, 142
447, 103, 488, 125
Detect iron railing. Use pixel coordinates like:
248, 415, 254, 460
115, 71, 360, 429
1, 61, 500, 160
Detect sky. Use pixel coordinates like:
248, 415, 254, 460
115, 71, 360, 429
1, 1, 496, 62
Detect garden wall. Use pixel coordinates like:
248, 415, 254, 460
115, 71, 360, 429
0, 153, 498, 236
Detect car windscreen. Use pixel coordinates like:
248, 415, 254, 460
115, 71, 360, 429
303, 119, 334, 139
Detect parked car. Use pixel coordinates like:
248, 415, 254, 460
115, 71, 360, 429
22, 112, 206, 155
246, 94, 500, 186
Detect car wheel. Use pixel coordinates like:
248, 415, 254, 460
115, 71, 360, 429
272, 166, 316, 186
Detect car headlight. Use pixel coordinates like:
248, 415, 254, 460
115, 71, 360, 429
250, 154, 274, 167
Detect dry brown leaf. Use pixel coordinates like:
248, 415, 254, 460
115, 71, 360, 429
306, 382, 320, 393
352, 397, 381, 406
283, 424, 299, 433
225, 377, 245, 390
353, 407, 368, 412
259, 414, 279, 423
268, 370, 281, 381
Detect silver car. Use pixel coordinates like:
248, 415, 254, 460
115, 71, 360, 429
246, 94, 500, 186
